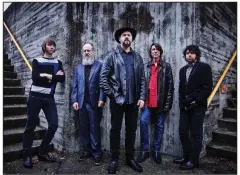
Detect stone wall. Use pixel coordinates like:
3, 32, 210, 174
4, 2, 237, 157
194, 2, 237, 156
3, 2, 69, 151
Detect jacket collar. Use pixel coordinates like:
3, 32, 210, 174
147, 59, 165, 68
88, 61, 97, 81
184, 61, 200, 83
115, 45, 136, 55
114, 46, 137, 65
81, 61, 97, 81
117, 45, 133, 54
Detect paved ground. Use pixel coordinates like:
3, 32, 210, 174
3, 150, 237, 174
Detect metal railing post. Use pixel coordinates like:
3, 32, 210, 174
207, 50, 237, 107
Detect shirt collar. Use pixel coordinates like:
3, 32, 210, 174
187, 60, 198, 68
151, 59, 160, 65
118, 45, 133, 54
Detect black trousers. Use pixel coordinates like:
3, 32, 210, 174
23, 95, 58, 157
179, 106, 206, 164
110, 101, 138, 161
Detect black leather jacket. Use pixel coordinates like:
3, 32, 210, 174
145, 60, 174, 112
100, 46, 146, 105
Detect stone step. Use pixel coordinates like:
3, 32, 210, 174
4, 95, 27, 105
4, 104, 27, 116
206, 143, 237, 162
4, 59, 11, 65
227, 98, 237, 108
4, 65, 14, 72
4, 78, 21, 86
223, 107, 237, 119
212, 129, 237, 147
4, 115, 27, 129
4, 140, 54, 162
4, 54, 8, 60
218, 118, 237, 132
4, 126, 46, 146
231, 89, 237, 99
4, 71, 17, 79
3, 86, 25, 95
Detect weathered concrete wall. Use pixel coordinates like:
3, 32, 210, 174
4, 2, 237, 157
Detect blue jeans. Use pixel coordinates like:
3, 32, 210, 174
140, 106, 165, 152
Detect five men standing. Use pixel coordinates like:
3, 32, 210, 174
22, 30, 213, 173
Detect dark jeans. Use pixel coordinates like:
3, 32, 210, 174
23, 95, 58, 157
179, 106, 206, 164
140, 106, 165, 152
79, 103, 103, 158
110, 101, 138, 161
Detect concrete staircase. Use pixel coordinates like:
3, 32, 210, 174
3, 54, 49, 162
206, 89, 237, 162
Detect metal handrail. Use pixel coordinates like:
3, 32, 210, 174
207, 50, 237, 107
4, 22, 32, 72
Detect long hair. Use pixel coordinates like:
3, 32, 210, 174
149, 43, 163, 59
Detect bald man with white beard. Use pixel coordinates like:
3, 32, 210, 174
72, 43, 106, 166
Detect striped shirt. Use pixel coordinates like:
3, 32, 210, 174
30, 57, 65, 97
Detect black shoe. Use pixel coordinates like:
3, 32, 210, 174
126, 159, 143, 172
94, 154, 103, 166
152, 152, 162, 164
179, 161, 198, 170
23, 157, 33, 168
108, 160, 118, 174
173, 157, 188, 164
78, 152, 92, 162
137, 152, 149, 163
38, 153, 56, 162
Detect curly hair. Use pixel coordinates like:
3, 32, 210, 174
183, 45, 201, 60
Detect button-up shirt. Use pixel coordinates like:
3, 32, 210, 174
146, 60, 160, 107
186, 62, 195, 83
118, 45, 135, 104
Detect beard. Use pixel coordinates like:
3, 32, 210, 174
122, 39, 131, 48
82, 56, 94, 65
186, 58, 195, 64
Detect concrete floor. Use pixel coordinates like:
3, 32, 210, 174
3, 151, 237, 174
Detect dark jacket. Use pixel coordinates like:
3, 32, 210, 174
72, 60, 106, 110
145, 60, 174, 112
100, 46, 146, 105
179, 61, 213, 110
